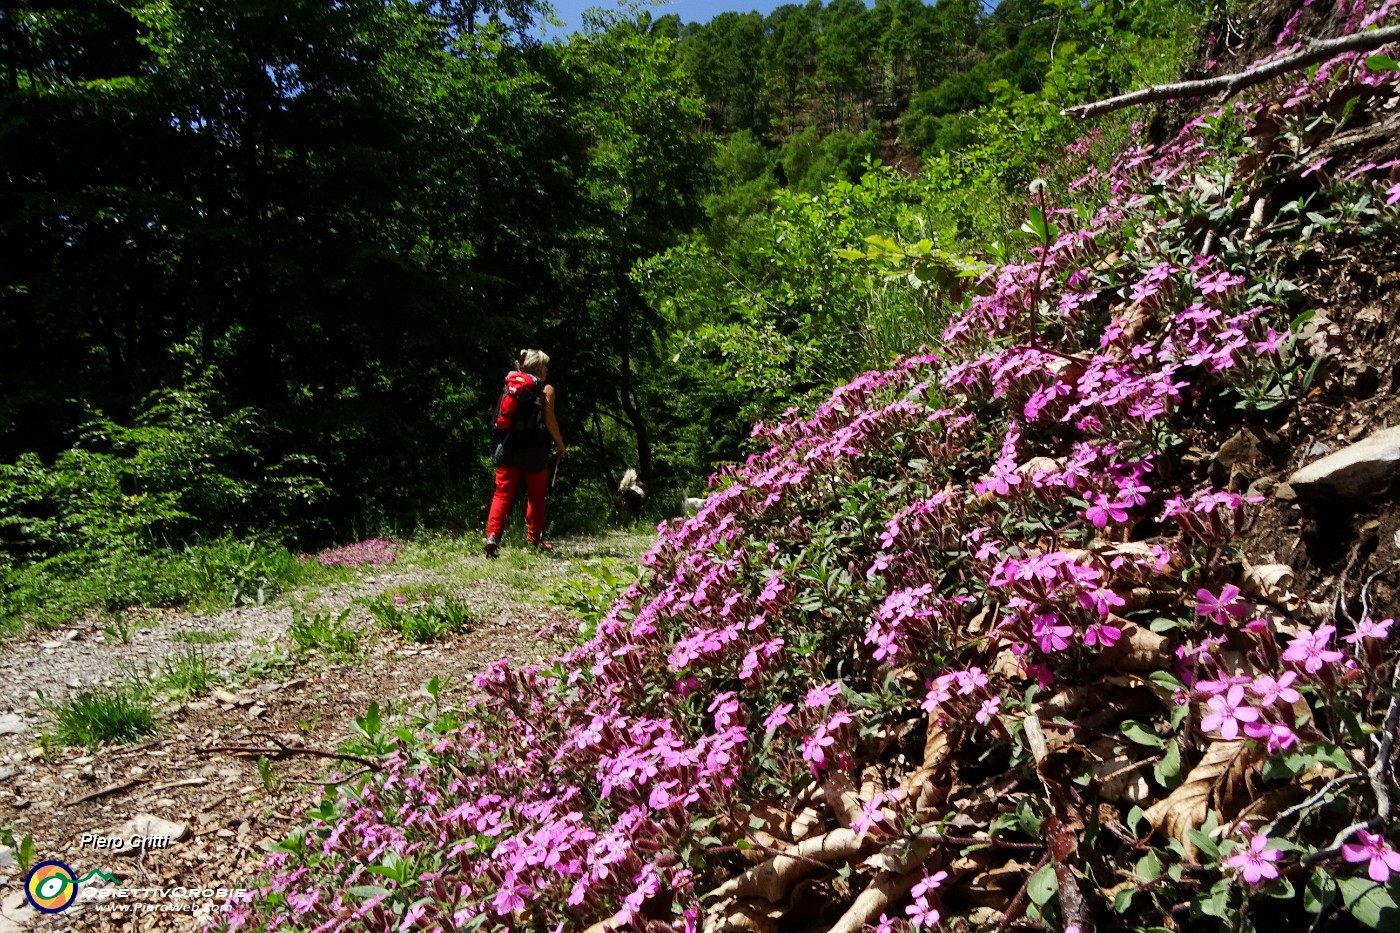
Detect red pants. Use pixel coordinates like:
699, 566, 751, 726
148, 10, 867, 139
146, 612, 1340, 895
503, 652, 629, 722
486, 466, 547, 542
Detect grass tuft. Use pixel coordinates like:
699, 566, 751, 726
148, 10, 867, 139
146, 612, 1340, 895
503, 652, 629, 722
42, 686, 157, 749
155, 648, 220, 700
172, 628, 238, 645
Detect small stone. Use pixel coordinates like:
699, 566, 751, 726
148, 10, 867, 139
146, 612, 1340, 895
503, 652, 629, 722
0, 846, 13, 868
247, 705, 267, 719
1247, 476, 1277, 499
0, 715, 24, 736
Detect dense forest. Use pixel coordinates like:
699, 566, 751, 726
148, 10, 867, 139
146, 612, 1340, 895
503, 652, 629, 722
5, 0, 1189, 622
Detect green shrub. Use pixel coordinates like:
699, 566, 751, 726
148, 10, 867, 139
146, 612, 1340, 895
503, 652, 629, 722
288, 606, 363, 659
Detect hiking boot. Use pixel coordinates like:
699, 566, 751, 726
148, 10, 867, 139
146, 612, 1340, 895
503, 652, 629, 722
528, 539, 554, 553
484, 535, 500, 559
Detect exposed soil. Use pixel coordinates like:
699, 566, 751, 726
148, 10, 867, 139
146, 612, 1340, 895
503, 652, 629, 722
0, 532, 648, 932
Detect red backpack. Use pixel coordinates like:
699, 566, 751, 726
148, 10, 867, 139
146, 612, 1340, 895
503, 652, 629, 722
493, 371, 543, 438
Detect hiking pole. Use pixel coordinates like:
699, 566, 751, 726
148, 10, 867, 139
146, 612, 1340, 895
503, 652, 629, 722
552, 450, 563, 488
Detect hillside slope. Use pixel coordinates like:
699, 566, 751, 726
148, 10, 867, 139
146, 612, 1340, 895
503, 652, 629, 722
217, 2, 1400, 930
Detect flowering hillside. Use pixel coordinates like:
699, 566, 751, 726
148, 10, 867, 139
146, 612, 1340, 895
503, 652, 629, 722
223, 4, 1400, 931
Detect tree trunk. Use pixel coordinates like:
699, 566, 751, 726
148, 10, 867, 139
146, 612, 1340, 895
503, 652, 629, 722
614, 288, 653, 486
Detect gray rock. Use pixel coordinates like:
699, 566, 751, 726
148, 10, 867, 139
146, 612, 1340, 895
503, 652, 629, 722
1247, 476, 1277, 499
1288, 426, 1400, 499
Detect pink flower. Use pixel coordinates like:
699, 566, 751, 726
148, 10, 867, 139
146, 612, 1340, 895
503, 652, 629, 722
1344, 617, 1393, 644
906, 870, 947, 928
1282, 624, 1344, 674
1085, 495, 1129, 528
1250, 672, 1300, 706
1195, 585, 1247, 625
975, 696, 1002, 724
1084, 622, 1122, 647
804, 681, 842, 708
1032, 614, 1074, 653
1300, 157, 1330, 178
1224, 829, 1281, 884
1243, 720, 1297, 754
1201, 684, 1259, 740
1254, 328, 1286, 354
1343, 830, 1400, 883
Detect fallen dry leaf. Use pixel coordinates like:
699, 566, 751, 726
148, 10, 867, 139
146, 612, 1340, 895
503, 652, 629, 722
705, 828, 874, 903
1144, 741, 1261, 855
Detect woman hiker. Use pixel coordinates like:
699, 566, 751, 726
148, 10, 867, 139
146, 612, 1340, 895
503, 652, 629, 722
484, 348, 566, 557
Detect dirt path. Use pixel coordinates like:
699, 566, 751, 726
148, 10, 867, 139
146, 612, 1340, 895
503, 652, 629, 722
0, 532, 647, 932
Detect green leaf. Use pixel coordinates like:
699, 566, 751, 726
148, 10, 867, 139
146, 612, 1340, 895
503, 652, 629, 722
1148, 670, 1185, 693
1020, 204, 1049, 242
1114, 887, 1136, 914
1305, 869, 1338, 914
1198, 877, 1232, 918
1365, 53, 1400, 72
1127, 805, 1146, 837
1155, 740, 1183, 788
1338, 877, 1400, 929
348, 885, 392, 899
1135, 850, 1163, 882
1187, 829, 1220, 863
1314, 742, 1354, 771
1027, 863, 1058, 907
1122, 719, 1165, 748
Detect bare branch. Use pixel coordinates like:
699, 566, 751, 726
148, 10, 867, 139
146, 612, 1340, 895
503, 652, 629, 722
63, 778, 148, 809
1064, 26, 1400, 120
202, 732, 382, 772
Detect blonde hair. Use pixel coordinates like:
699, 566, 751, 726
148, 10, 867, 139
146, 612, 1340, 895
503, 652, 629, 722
517, 348, 550, 378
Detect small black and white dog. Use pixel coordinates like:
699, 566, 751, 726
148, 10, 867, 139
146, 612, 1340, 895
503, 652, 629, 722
613, 469, 645, 526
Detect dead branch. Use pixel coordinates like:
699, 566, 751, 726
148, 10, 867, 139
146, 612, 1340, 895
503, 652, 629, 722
1064, 26, 1400, 119
201, 732, 381, 771
63, 777, 147, 809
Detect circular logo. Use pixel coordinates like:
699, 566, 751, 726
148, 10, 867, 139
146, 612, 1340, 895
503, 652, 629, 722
26, 860, 79, 913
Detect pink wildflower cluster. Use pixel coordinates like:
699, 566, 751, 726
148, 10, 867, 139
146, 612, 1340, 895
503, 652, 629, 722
303, 538, 398, 569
